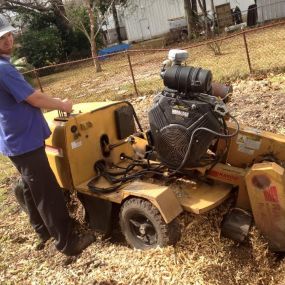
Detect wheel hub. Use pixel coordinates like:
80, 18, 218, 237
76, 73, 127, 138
129, 216, 157, 246
139, 224, 147, 235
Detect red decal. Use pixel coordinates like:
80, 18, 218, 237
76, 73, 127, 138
263, 186, 279, 203
208, 170, 239, 182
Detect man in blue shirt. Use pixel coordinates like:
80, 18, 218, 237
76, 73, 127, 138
0, 15, 95, 256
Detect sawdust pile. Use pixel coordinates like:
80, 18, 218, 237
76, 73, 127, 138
1, 74, 285, 285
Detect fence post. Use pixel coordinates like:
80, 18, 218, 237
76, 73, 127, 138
33, 69, 44, 92
242, 31, 253, 74
127, 52, 139, 96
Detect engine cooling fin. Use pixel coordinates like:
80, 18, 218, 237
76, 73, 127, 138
156, 125, 190, 168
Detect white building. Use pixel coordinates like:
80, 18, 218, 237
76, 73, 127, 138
257, 0, 285, 22
105, 0, 283, 43
121, 0, 254, 42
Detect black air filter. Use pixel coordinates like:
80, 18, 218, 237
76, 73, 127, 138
163, 65, 212, 94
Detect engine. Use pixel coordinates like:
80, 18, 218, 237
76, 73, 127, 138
148, 50, 231, 170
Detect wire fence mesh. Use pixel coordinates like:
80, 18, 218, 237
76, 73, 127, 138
246, 24, 285, 73
24, 21, 285, 103
31, 53, 137, 103
128, 50, 166, 95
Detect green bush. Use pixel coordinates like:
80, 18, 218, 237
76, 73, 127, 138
17, 27, 64, 68
10, 56, 35, 85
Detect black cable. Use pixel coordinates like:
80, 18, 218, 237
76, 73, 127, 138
88, 158, 167, 194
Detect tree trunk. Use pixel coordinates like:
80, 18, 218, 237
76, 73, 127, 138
198, 0, 209, 38
191, 0, 197, 13
112, 1, 122, 43
91, 38, 102, 72
210, 0, 216, 37
184, 0, 193, 40
191, 0, 198, 37
210, 0, 215, 18
50, 0, 72, 33
86, 1, 102, 72
202, 0, 208, 38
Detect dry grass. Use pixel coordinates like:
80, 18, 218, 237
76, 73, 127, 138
37, 25, 285, 102
1, 75, 285, 284
1, 190, 285, 285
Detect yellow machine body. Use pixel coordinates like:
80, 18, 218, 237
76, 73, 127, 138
44, 102, 285, 251
43, 101, 241, 224
44, 101, 182, 224
246, 162, 285, 251
211, 123, 285, 209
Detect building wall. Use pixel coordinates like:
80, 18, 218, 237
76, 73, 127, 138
257, 0, 285, 22
123, 0, 185, 42
122, 0, 254, 42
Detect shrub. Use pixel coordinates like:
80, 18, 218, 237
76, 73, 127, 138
17, 27, 64, 68
10, 56, 35, 85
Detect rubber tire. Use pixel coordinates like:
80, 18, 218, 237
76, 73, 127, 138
13, 179, 28, 213
119, 198, 181, 250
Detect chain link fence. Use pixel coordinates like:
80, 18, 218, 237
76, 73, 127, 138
23, 20, 285, 103
26, 53, 136, 103
246, 24, 285, 72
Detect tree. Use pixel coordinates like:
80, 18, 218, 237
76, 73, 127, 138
184, 0, 200, 40
65, 0, 123, 72
98, 0, 128, 44
65, 0, 102, 72
16, 26, 64, 67
184, 0, 192, 40
197, 0, 209, 38
112, 1, 122, 43
0, 0, 71, 33
84, 0, 102, 71
0, 0, 85, 59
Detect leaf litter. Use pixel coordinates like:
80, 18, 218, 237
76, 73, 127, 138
0, 74, 285, 284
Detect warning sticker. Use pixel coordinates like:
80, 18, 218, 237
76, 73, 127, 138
236, 134, 261, 150
238, 145, 254, 155
71, 140, 82, 149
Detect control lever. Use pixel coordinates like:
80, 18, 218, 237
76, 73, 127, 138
57, 110, 71, 118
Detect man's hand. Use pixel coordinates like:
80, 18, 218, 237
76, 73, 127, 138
26, 90, 73, 113
61, 99, 73, 113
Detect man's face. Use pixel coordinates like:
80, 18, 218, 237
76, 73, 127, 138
0, 32, 14, 55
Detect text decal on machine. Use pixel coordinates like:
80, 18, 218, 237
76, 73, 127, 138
236, 134, 261, 155
71, 140, 82, 149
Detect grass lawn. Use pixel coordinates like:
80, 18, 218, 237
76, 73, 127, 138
36, 25, 285, 103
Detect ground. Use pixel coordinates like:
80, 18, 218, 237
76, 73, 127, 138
1, 72, 285, 284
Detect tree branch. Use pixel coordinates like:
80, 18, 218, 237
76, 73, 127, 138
0, 0, 51, 13
94, 0, 115, 37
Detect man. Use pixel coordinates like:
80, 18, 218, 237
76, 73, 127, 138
0, 15, 95, 256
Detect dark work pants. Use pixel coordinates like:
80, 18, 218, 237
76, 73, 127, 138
9, 146, 73, 252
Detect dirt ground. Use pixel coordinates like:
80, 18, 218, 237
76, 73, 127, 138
1, 73, 285, 285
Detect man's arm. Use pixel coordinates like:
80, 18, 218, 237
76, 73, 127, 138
26, 90, 73, 113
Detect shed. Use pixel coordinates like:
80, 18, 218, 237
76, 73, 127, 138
215, 3, 234, 29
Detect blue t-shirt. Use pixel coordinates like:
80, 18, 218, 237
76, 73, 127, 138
0, 57, 51, 156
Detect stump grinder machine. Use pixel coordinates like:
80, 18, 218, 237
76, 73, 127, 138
16, 49, 285, 251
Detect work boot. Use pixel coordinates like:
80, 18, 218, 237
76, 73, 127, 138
35, 236, 51, 251
62, 232, 96, 256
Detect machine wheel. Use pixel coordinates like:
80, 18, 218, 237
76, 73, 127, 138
13, 179, 28, 213
119, 198, 181, 250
